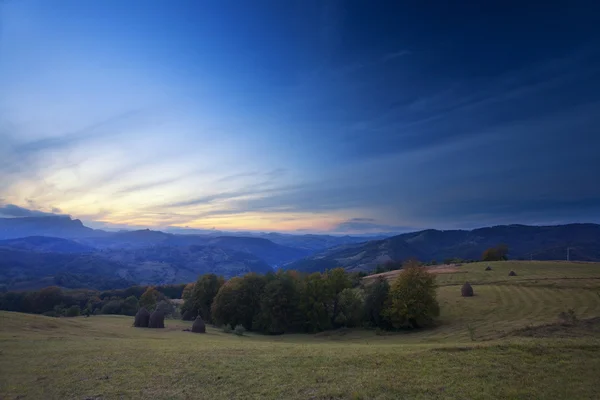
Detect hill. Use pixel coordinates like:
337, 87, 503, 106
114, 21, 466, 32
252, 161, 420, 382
286, 223, 600, 272
1, 260, 599, 399
206, 236, 312, 267
0, 244, 273, 291
0, 236, 94, 254
0, 248, 134, 291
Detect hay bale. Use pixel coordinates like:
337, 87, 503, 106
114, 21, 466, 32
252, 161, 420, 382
461, 282, 474, 297
148, 310, 165, 328
191, 316, 206, 333
508, 270, 517, 276
485, 266, 492, 271
134, 307, 150, 328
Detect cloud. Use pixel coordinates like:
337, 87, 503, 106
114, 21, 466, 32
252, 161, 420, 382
0, 203, 66, 218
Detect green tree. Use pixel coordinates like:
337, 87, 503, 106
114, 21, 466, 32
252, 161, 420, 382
254, 271, 300, 334
211, 278, 245, 328
121, 295, 139, 316
363, 276, 390, 328
236, 273, 267, 330
299, 272, 331, 332
101, 299, 123, 314
189, 274, 224, 323
336, 288, 365, 327
139, 287, 162, 311
325, 268, 352, 327
383, 262, 439, 329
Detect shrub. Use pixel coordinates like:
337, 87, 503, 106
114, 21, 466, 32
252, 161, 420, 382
461, 282, 474, 297
383, 261, 440, 329
508, 271, 517, 276
222, 325, 232, 334
65, 305, 81, 317
234, 324, 246, 336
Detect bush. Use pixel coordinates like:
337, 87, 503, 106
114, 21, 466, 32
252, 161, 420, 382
383, 261, 440, 329
222, 325, 232, 334
65, 305, 81, 317
234, 324, 246, 336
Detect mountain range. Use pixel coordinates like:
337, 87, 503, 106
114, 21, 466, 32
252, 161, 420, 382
1, 216, 600, 291
0, 216, 373, 291
286, 223, 600, 273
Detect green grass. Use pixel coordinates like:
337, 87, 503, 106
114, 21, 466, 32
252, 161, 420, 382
1, 261, 600, 399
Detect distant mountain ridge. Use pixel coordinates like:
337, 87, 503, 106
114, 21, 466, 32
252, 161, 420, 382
285, 223, 600, 273
0, 216, 375, 290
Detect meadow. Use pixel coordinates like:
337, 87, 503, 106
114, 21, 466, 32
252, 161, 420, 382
1, 261, 600, 399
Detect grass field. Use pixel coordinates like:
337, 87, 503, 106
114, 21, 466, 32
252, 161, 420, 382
1, 261, 600, 399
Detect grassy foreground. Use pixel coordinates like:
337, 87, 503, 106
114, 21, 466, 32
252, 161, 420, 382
1, 261, 600, 399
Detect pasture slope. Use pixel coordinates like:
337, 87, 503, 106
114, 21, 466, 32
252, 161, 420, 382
1, 261, 600, 399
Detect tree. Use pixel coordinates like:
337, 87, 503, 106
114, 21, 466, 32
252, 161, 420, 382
482, 244, 509, 261
236, 273, 267, 330
139, 287, 162, 311
325, 268, 352, 327
188, 274, 224, 323
363, 276, 390, 328
299, 272, 332, 332
101, 299, 122, 314
336, 288, 365, 327
254, 271, 301, 334
121, 295, 139, 316
211, 278, 245, 328
383, 261, 439, 329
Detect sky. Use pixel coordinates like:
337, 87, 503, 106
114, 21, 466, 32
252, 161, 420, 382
1, 0, 600, 234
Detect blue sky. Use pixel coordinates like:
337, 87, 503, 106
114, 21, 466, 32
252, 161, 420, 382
1, 0, 599, 233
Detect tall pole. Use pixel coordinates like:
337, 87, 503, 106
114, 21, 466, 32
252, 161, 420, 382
567, 247, 573, 261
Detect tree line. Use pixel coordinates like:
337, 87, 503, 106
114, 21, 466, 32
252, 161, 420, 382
0, 262, 441, 333
0, 283, 186, 317
180, 261, 439, 333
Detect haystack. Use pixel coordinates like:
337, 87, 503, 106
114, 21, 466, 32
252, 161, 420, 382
134, 307, 150, 328
485, 266, 492, 271
508, 270, 517, 276
461, 282, 474, 297
191, 316, 206, 333
148, 310, 165, 328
